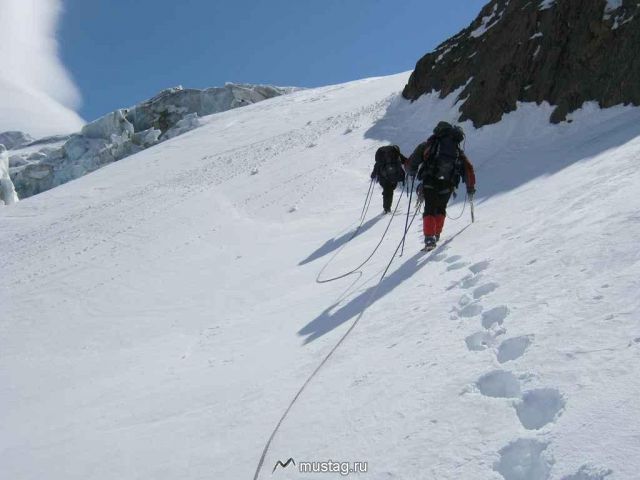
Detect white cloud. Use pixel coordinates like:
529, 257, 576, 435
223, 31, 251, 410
0, 0, 84, 138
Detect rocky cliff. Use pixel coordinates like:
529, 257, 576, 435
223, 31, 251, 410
402, 0, 640, 126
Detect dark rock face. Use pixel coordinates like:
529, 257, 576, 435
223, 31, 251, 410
402, 0, 640, 127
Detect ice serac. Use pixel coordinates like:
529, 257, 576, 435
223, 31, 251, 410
7, 83, 296, 198
0, 145, 19, 205
126, 83, 297, 135
402, 0, 640, 126
0, 131, 33, 150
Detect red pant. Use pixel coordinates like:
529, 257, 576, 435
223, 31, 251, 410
423, 214, 446, 237
422, 182, 452, 237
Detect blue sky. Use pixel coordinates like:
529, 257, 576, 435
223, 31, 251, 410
60, 0, 487, 121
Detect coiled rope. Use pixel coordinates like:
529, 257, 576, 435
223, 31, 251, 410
315, 184, 406, 284
446, 191, 468, 220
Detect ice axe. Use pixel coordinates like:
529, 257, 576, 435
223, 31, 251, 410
469, 193, 475, 223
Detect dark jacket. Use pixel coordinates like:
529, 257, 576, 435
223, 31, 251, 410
408, 136, 476, 191
371, 145, 408, 184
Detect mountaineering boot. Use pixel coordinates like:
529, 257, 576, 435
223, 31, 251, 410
423, 235, 437, 251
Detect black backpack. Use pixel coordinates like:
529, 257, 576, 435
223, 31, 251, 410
423, 122, 464, 186
375, 145, 405, 183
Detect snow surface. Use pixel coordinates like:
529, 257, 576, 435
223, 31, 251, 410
539, 0, 556, 10
605, 0, 623, 12
2, 72, 640, 480
602, 0, 632, 28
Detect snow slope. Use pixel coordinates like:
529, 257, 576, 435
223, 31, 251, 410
2, 73, 639, 480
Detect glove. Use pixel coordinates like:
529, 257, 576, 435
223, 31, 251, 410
467, 186, 476, 196
370, 173, 376, 180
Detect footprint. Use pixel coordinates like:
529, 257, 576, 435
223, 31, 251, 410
497, 335, 532, 363
474, 283, 499, 299
561, 465, 613, 480
515, 388, 565, 430
476, 370, 521, 398
469, 260, 490, 274
447, 262, 468, 271
465, 331, 495, 351
459, 295, 472, 307
459, 303, 483, 318
447, 262, 469, 272
482, 306, 509, 329
445, 255, 462, 263
461, 274, 482, 289
494, 439, 551, 480
431, 252, 448, 262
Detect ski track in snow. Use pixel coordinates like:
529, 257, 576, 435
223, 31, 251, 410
2, 73, 639, 479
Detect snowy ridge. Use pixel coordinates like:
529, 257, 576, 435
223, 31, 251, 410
2, 73, 639, 479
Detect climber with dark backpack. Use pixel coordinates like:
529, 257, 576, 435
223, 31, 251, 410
408, 121, 476, 251
371, 145, 408, 214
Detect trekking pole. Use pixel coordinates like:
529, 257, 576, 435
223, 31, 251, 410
400, 175, 415, 257
360, 178, 375, 221
469, 193, 476, 223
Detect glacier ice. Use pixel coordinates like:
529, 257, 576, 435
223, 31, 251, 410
0, 145, 19, 205
0, 131, 33, 150
5, 83, 296, 199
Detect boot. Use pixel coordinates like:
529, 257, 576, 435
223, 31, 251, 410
423, 235, 437, 251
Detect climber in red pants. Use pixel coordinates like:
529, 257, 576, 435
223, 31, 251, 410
408, 121, 476, 250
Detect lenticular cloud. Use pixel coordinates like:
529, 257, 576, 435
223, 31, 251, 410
0, 0, 84, 137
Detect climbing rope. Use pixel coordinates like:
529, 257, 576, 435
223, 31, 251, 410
446, 191, 468, 220
399, 175, 416, 257
253, 186, 423, 480
359, 178, 375, 221
315, 185, 406, 284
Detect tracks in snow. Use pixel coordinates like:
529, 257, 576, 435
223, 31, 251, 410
447, 259, 610, 479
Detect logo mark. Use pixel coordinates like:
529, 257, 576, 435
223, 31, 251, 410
272, 457, 296, 473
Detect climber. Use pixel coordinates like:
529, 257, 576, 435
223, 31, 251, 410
370, 145, 408, 214
408, 122, 476, 251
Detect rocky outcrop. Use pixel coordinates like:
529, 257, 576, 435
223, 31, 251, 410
402, 0, 640, 126
5, 83, 296, 199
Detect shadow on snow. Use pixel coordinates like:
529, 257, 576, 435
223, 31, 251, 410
298, 226, 469, 343
364, 94, 640, 203
298, 214, 383, 266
